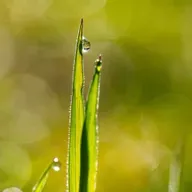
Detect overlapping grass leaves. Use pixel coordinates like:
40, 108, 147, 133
68, 19, 102, 192
30, 19, 101, 192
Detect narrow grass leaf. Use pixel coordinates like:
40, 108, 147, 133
32, 157, 61, 192
67, 19, 85, 192
80, 55, 102, 192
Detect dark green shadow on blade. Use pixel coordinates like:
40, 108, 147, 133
80, 55, 102, 192
67, 19, 85, 192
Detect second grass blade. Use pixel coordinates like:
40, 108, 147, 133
67, 19, 85, 192
80, 56, 102, 192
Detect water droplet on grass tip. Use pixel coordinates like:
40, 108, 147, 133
82, 37, 91, 53
52, 157, 61, 172
95, 54, 102, 72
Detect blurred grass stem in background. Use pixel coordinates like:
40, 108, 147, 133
168, 136, 186, 192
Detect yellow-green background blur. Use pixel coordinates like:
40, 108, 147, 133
0, 0, 192, 191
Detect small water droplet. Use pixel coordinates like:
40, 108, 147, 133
82, 37, 91, 53
52, 157, 62, 172
95, 54, 102, 72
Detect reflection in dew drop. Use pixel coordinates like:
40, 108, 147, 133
82, 36, 91, 53
52, 157, 62, 172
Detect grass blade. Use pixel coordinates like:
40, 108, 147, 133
168, 138, 185, 192
67, 18, 85, 192
32, 157, 61, 192
80, 55, 102, 192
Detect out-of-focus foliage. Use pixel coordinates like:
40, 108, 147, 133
0, 0, 192, 191
3, 187, 23, 192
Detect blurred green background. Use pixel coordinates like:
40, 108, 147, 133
0, 0, 192, 191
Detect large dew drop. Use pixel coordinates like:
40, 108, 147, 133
52, 157, 62, 172
82, 37, 91, 53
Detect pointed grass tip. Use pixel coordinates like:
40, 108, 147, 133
80, 18, 83, 30
80, 18, 83, 32
80, 18, 83, 25
98, 54, 102, 61
78, 18, 83, 37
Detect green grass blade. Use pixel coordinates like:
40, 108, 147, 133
80, 55, 102, 192
67, 18, 85, 192
168, 138, 185, 192
32, 157, 61, 192
33, 171, 49, 192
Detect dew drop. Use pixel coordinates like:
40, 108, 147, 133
82, 37, 91, 53
95, 54, 102, 72
52, 157, 62, 172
